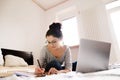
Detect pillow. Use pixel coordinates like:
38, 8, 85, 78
0, 50, 4, 66
5, 55, 28, 67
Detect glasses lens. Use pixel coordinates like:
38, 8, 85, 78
47, 40, 57, 44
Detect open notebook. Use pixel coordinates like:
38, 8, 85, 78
76, 39, 111, 73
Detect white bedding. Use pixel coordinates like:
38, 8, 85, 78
1, 68, 120, 80
0, 65, 35, 78
0, 65, 35, 72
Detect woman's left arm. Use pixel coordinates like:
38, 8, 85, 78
60, 47, 72, 73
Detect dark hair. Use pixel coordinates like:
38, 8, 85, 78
46, 22, 63, 38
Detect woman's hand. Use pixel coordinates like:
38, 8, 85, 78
48, 68, 71, 75
35, 67, 45, 76
48, 67, 58, 75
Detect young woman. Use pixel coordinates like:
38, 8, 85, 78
35, 22, 72, 75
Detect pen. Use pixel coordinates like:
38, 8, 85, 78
36, 59, 46, 77
37, 59, 41, 68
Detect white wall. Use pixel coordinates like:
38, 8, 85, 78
45, 0, 117, 63
0, 0, 46, 64
78, 1, 117, 63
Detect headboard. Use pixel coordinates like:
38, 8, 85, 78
1, 48, 33, 65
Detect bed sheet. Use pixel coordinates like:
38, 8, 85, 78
0, 65, 36, 78
1, 68, 120, 80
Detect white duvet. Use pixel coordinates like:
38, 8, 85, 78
1, 68, 120, 80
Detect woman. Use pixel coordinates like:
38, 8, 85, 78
35, 22, 72, 75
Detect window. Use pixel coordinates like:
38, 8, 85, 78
61, 17, 79, 46
56, 6, 79, 47
106, 0, 120, 10
110, 11, 120, 48
106, 0, 120, 49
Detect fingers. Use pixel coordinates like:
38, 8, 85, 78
35, 67, 45, 75
48, 68, 58, 75
35, 67, 58, 75
41, 68, 45, 72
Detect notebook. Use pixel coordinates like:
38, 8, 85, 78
76, 39, 111, 73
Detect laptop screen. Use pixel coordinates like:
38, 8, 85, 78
76, 39, 111, 73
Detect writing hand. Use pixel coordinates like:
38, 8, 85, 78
35, 67, 45, 76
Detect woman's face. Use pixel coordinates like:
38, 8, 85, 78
46, 35, 62, 49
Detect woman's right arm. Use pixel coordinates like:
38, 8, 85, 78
39, 46, 46, 68
35, 46, 47, 74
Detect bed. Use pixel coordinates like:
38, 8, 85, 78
1, 68, 120, 80
1, 48, 33, 65
1, 48, 120, 80
0, 48, 36, 78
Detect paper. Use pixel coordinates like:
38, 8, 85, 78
14, 72, 36, 77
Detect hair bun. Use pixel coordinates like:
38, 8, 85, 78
49, 22, 61, 30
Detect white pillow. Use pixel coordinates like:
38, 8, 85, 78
5, 55, 28, 67
0, 50, 4, 66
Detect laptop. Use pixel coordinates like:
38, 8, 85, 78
76, 39, 111, 73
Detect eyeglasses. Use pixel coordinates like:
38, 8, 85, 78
46, 40, 57, 44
